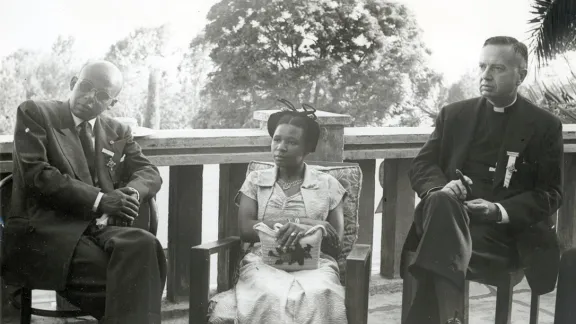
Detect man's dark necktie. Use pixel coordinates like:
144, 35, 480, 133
78, 121, 95, 180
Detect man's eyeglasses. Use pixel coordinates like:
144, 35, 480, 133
76, 79, 118, 105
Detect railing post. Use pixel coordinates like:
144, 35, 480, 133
380, 158, 415, 278
217, 163, 248, 290
253, 110, 351, 162
167, 165, 203, 302
559, 152, 576, 251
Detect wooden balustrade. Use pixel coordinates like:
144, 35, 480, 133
2, 117, 576, 305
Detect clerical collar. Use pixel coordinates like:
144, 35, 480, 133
492, 95, 517, 113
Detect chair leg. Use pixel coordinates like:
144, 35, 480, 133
463, 281, 470, 324
400, 252, 418, 324
0, 281, 3, 324
529, 292, 539, 324
494, 278, 513, 324
401, 272, 417, 323
20, 288, 31, 324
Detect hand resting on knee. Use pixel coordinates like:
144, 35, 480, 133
98, 187, 140, 226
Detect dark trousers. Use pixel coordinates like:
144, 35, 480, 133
554, 248, 576, 324
406, 191, 517, 323
57, 223, 167, 324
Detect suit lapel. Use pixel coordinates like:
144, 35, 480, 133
94, 117, 120, 192
52, 102, 94, 185
492, 96, 536, 188
451, 97, 485, 174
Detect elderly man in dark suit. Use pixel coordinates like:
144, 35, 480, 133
2, 60, 166, 323
402, 36, 563, 324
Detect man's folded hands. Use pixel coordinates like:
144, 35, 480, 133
98, 187, 140, 227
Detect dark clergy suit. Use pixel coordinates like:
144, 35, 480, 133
2, 100, 167, 323
402, 95, 563, 320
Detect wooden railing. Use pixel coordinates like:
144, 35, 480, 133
2, 112, 576, 304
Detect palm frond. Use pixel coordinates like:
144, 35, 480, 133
529, 0, 576, 66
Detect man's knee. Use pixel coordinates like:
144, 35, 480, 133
425, 190, 454, 204
422, 190, 463, 214
131, 228, 158, 245
418, 190, 467, 226
114, 227, 159, 250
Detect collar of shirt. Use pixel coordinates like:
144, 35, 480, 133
71, 112, 97, 131
493, 94, 518, 113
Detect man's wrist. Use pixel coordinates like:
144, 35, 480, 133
495, 203, 510, 224
494, 206, 503, 222
93, 192, 104, 212
127, 187, 140, 201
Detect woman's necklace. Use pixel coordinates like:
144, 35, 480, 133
277, 178, 303, 190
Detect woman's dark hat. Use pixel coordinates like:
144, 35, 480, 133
267, 99, 321, 152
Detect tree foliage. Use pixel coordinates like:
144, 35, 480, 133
192, 0, 442, 128
529, 0, 576, 65
103, 24, 215, 130
412, 70, 480, 125
104, 25, 171, 127
0, 36, 79, 134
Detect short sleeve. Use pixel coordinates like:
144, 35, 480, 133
234, 171, 258, 206
328, 175, 347, 211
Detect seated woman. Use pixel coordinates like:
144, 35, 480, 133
208, 101, 348, 324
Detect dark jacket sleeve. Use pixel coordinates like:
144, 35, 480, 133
121, 126, 162, 202
499, 119, 563, 229
13, 100, 100, 216
409, 107, 449, 198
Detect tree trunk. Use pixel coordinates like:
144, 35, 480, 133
143, 68, 161, 129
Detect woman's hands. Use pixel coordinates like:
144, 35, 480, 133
276, 222, 310, 250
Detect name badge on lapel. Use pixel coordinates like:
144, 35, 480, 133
503, 151, 519, 188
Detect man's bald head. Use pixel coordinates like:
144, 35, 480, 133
78, 60, 124, 96
69, 60, 124, 121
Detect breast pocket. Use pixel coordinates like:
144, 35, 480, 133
513, 158, 537, 189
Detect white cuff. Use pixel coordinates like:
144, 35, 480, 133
127, 187, 140, 201
495, 203, 510, 224
93, 192, 104, 212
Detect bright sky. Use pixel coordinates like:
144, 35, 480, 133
0, 0, 539, 83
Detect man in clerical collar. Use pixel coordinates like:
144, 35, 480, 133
401, 36, 563, 323
3, 60, 166, 323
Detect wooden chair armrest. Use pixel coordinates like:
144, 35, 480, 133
189, 236, 241, 324
345, 243, 372, 324
148, 196, 158, 236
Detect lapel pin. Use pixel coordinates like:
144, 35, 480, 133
109, 140, 114, 145
25, 128, 30, 133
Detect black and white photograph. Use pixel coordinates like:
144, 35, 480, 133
0, 0, 575, 323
